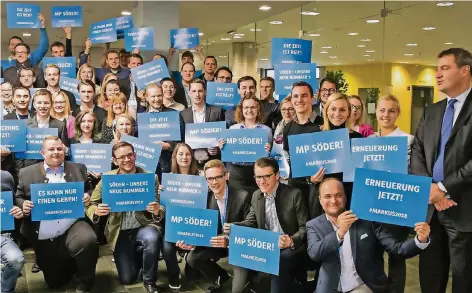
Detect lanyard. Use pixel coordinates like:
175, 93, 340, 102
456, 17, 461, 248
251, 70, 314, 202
220, 187, 229, 225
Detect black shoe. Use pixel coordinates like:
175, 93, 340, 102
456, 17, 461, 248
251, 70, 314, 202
205, 274, 229, 293
145, 284, 160, 293
31, 262, 41, 273
168, 273, 181, 291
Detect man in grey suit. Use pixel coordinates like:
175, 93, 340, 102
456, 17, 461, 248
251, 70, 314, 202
15, 136, 98, 293
410, 48, 472, 293
306, 178, 431, 293
225, 157, 309, 293
179, 79, 225, 169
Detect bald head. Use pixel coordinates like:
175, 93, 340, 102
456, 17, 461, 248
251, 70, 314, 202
319, 178, 346, 217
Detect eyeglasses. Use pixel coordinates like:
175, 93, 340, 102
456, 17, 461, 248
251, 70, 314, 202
15, 51, 28, 56
351, 105, 362, 111
217, 76, 232, 82
114, 152, 135, 161
242, 106, 257, 111
320, 88, 336, 94
206, 173, 226, 183
254, 173, 274, 182
281, 107, 295, 112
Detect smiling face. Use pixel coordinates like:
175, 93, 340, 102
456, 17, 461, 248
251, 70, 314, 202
14, 45, 29, 64
181, 63, 195, 83
51, 45, 65, 57
45, 67, 60, 87
1, 83, 13, 103
161, 80, 176, 100
176, 145, 192, 170
260, 79, 274, 100
291, 85, 315, 115
319, 179, 346, 217
327, 98, 350, 127
105, 83, 120, 98
238, 80, 256, 98
146, 86, 164, 110
348, 97, 362, 124
113, 145, 136, 173
280, 100, 296, 122
13, 88, 31, 111
80, 113, 95, 135
53, 94, 66, 114
116, 116, 133, 135
204, 57, 217, 75
254, 165, 280, 194
242, 98, 259, 121
376, 99, 399, 129
79, 67, 94, 81
41, 138, 66, 168
205, 166, 229, 195
34, 94, 52, 118
189, 82, 205, 106
106, 52, 120, 69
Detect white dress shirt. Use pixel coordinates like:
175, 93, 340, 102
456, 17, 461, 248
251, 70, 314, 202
37, 116, 50, 128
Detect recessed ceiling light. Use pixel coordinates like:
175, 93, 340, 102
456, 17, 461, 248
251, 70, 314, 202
233, 36, 242, 39
348, 32, 359, 36
22, 33, 31, 37
423, 26, 436, 31
366, 19, 380, 24
445, 42, 454, 45
221, 38, 231, 41
401, 61, 409, 64
198, 32, 204, 36
234, 33, 245, 36
437, 2, 454, 7
364, 54, 371, 57
219, 55, 227, 58
260, 58, 269, 61
269, 20, 283, 25
300, 11, 320, 16
211, 41, 216, 43
121, 11, 132, 16
357, 44, 366, 48
361, 38, 371, 42
366, 50, 375, 53
320, 51, 328, 54
321, 46, 332, 49
306, 33, 321, 37
329, 56, 337, 59
333, 63, 341, 65
367, 59, 375, 62
404, 53, 414, 56
250, 28, 262, 32
259, 5, 271, 11
406, 43, 417, 46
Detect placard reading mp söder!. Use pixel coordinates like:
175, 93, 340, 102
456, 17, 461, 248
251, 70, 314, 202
350, 168, 431, 227
120, 134, 162, 173
31, 182, 84, 221
0, 120, 27, 152
102, 173, 156, 213
229, 225, 280, 275
221, 129, 269, 163
137, 112, 181, 142
288, 128, 352, 178
185, 121, 226, 149
70, 143, 112, 174
160, 173, 208, 209
51, 6, 83, 27
165, 205, 218, 247
1, 191, 15, 231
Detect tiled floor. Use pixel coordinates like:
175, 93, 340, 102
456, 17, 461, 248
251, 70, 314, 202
15, 246, 452, 293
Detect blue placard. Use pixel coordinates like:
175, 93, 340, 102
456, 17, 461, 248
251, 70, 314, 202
137, 112, 181, 142
288, 128, 352, 178
15, 128, 58, 159
7, 3, 40, 28
90, 19, 117, 44
0, 120, 27, 152
160, 173, 208, 208
351, 137, 408, 174
170, 28, 200, 49
271, 38, 312, 66
1, 191, 15, 231
116, 15, 134, 39
51, 6, 83, 28
229, 225, 280, 275
350, 168, 431, 227
165, 205, 218, 247
70, 143, 112, 174
1, 60, 14, 70
206, 82, 241, 109
222, 129, 269, 163
270, 142, 290, 178
185, 121, 226, 149
125, 27, 155, 52
58, 76, 81, 105
131, 58, 170, 90
42, 57, 76, 78
101, 173, 156, 212
120, 134, 162, 173
274, 63, 318, 96
31, 182, 85, 221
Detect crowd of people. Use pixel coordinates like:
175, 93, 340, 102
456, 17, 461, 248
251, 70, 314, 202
1, 12, 472, 293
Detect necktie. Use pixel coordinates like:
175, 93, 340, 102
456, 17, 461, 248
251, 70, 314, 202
265, 195, 279, 233
432, 99, 457, 183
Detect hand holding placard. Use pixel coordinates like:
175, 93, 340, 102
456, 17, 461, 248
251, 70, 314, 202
414, 222, 431, 243
336, 211, 358, 239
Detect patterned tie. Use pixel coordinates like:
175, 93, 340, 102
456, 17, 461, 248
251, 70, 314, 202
265, 195, 280, 233
432, 99, 457, 183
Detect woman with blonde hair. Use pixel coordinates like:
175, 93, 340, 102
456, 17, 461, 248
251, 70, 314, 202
112, 114, 135, 145
101, 93, 129, 143
348, 95, 374, 137
77, 63, 101, 94
50, 91, 76, 138
98, 78, 121, 110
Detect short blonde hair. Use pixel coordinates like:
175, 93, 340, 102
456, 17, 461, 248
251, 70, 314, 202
203, 159, 226, 173
322, 92, 353, 131
377, 94, 401, 114
77, 63, 96, 83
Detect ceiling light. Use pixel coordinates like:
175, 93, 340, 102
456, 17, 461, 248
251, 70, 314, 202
364, 54, 371, 57
423, 26, 436, 31
321, 46, 332, 49
366, 50, 375, 53
333, 63, 341, 65
300, 11, 320, 16
219, 55, 227, 58
269, 20, 283, 25
198, 32, 204, 36
221, 38, 231, 41
404, 53, 414, 56
329, 56, 337, 59
320, 51, 328, 54
22, 33, 31, 37
445, 42, 454, 45
232, 36, 242, 39
250, 28, 262, 32
361, 38, 371, 42
121, 11, 132, 16
406, 43, 417, 46
234, 33, 245, 36
357, 44, 366, 48
211, 41, 216, 43
437, 2, 454, 7
367, 59, 375, 62
366, 19, 380, 24
259, 5, 272, 11
260, 58, 269, 61
348, 32, 359, 36
401, 62, 409, 64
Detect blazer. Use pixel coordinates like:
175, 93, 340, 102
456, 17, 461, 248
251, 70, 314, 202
307, 215, 424, 293
180, 103, 225, 125
233, 183, 309, 252
174, 85, 189, 108
15, 161, 92, 244
207, 187, 251, 234
410, 89, 472, 231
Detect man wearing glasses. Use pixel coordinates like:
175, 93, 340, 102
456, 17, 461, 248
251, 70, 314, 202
315, 77, 338, 119
4, 42, 47, 88
225, 157, 309, 293
87, 141, 181, 293
176, 159, 251, 293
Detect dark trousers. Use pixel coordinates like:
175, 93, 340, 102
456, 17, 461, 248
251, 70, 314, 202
385, 224, 410, 293
186, 246, 228, 282
34, 220, 98, 291
419, 212, 472, 293
232, 248, 298, 293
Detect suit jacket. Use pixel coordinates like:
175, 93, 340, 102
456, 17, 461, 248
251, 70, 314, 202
15, 161, 92, 244
174, 85, 189, 108
3, 60, 46, 88
307, 215, 424, 293
410, 89, 472, 231
207, 187, 251, 234
233, 183, 309, 251
72, 106, 108, 126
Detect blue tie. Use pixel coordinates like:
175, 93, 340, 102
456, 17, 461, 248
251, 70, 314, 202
432, 99, 457, 183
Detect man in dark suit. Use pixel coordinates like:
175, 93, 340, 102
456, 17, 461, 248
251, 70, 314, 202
118, 53, 144, 113
176, 160, 251, 292
15, 136, 98, 293
307, 178, 430, 293
71, 80, 107, 126
225, 157, 309, 293
410, 48, 472, 293
180, 79, 225, 169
